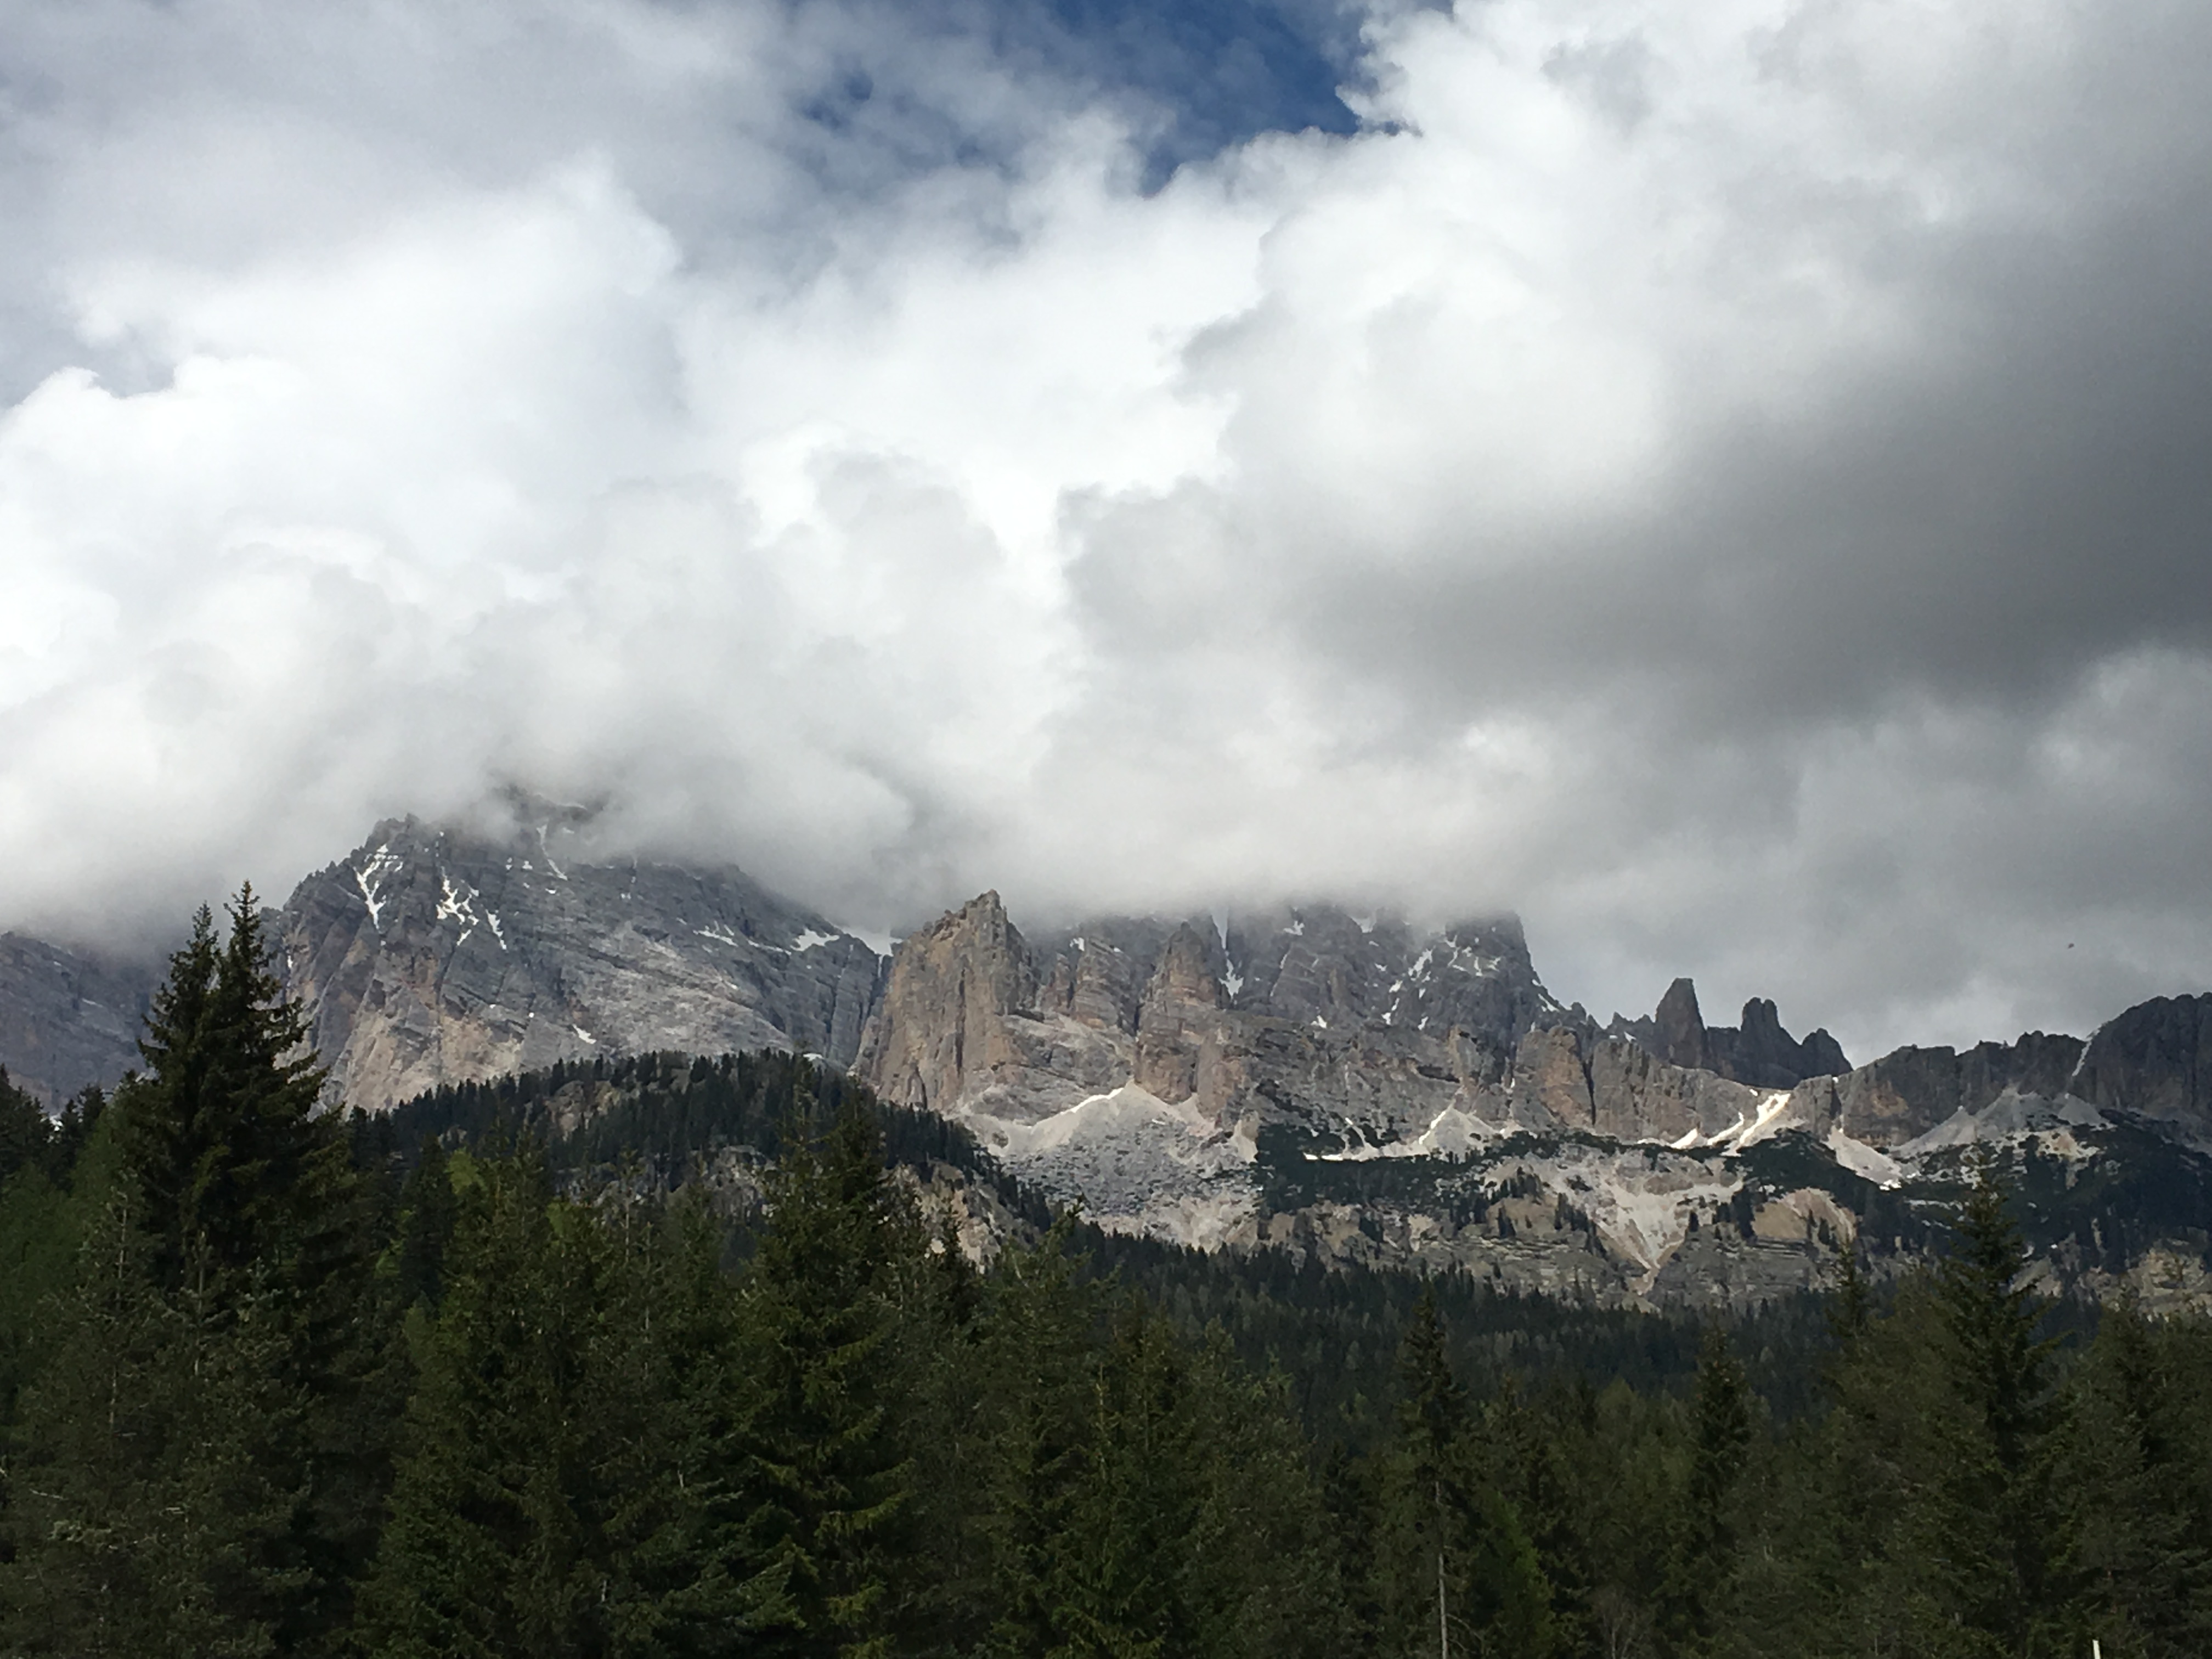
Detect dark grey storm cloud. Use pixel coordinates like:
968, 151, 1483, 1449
1, 0, 2209, 1059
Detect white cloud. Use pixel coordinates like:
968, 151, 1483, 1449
2, 0, 2210, 1060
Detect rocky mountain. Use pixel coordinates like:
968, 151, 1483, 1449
1606, 977, 1850, 1087
3, 812, 2210, 1315
275, 812, 885, 1112
0, 933, 157, 1106
854, 888, 2212, 1312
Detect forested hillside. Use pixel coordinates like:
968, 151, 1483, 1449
3, 895, 2210, 1656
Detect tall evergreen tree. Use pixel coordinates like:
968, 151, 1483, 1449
0, 1067, 52, 1187
4, 891, 383, 1656
2054, 1297, 2212, 1656
737, 1102, 918, 1659
1660, 1326, 1752, 1656
3, 1188, 306, 1658
1936, 1149, 2068, 1647
123, 892, 341, 1295
970, 1215, 1104, 1659
1374, 1283, 1554, 1659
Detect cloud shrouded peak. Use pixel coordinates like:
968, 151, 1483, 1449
2, 0, 2210, 1060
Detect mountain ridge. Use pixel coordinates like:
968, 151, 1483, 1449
2, 812, 2208, 1311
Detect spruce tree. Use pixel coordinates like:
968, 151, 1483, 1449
1660, 1326, 1752, 1656
1815, 1152, 2071, 1657
363, 1154, 789, 1659
736, 1102, 917, 1659
365, 1152, 617, 1656
3, 1189, 304, 1658
971, 1215, 1103, 1659
4, 891, 382, 1656
391, 1136, 460, 1310
123, 891, 341, 1296
1375, 1283, 1555, 1659
2055, 1297, 2212, 1656
0, 1066, 51, 1186
1936, 1148, 2067, 1649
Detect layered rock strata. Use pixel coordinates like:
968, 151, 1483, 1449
278, 814, 884, 1112
857, 889, 2212, 1311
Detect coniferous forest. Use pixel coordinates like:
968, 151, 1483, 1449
4, 898, 2212, 1657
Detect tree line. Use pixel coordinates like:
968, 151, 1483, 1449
2, 893, 2210, 1656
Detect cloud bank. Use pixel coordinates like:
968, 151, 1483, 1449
3, 0, 2211, 1057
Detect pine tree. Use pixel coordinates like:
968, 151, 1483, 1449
3, 1190, 305, 1657
971, 1214, 1103, 1659
884, 1203, 992, 1649
736, 1102, 917, 1659
123, 891, 341, 1296
1374, 1282, 1555, 1659
1660, 1326, 1752, 1656
391, 1136, 460, 1310
1182, 1330, 1353, 1659
5, 891, 383, 1656
0, 1066, 52, 1186
363, 1153, 791, 1658
2055, 1297, 2212, 1656
603, 1189, 796, 1657
1813, 1152, 2072, 1657
1936, 1148, 2067, 1648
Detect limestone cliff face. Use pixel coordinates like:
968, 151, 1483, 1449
856, 896, 1570, 1142
1583, 1036, 1768, 1144
2076, 995, 2212, 1125
1785, 1029, 2090, 1147
279, 815, 884, 1112
852, 891, 1084, 1118
854, 893, 1852, 1252
0, 933, 156, 1105
1133, 923, 1232, 1107
1612, 977, 1850, 1090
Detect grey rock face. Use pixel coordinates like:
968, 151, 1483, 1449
857, 895, 1566, 1138
849, 895, 2212, 1312
1790, 1029, 2090, 1148
1610, 977, 1849, 1088
1649, 977, 1711, 1071
2074, 995, 2212, 1127
856, 893, 1813, 1253
278, 815, 884, 1112
0, 933, 159, 1106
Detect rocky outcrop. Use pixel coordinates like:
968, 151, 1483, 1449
1612, 977, 1849, 1088
849, 891, 1130, 1121
857, 896, 1568, 1137
2075, 995, 2212, 1127
0, 933, 159, 1105
1779, 1030, 2090, 1148
278, 813, 884, 1112
1132, 923, 1231, 1105
855, 895, 1832, 1245
1650, 977, 1711, 1071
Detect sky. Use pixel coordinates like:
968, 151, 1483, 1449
3, 0, 2211, 1060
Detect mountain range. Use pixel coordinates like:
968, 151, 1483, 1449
4, 808, 2208, 1312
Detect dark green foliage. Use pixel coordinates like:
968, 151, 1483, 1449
375, 1048, 1051, 1232
1361, 1288, 1556, 1658
121, 895, 347, 1296
390, 1137, 460, 1310
735, 1108, 917, 1658
1, 889, 383, 1657
360, 1153, 791, 1657
0, 1067, 48, 1187
8, 957, 2212, 1657
1660, 1327, 1751, 1654
2055, 1299, 2212, 1656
